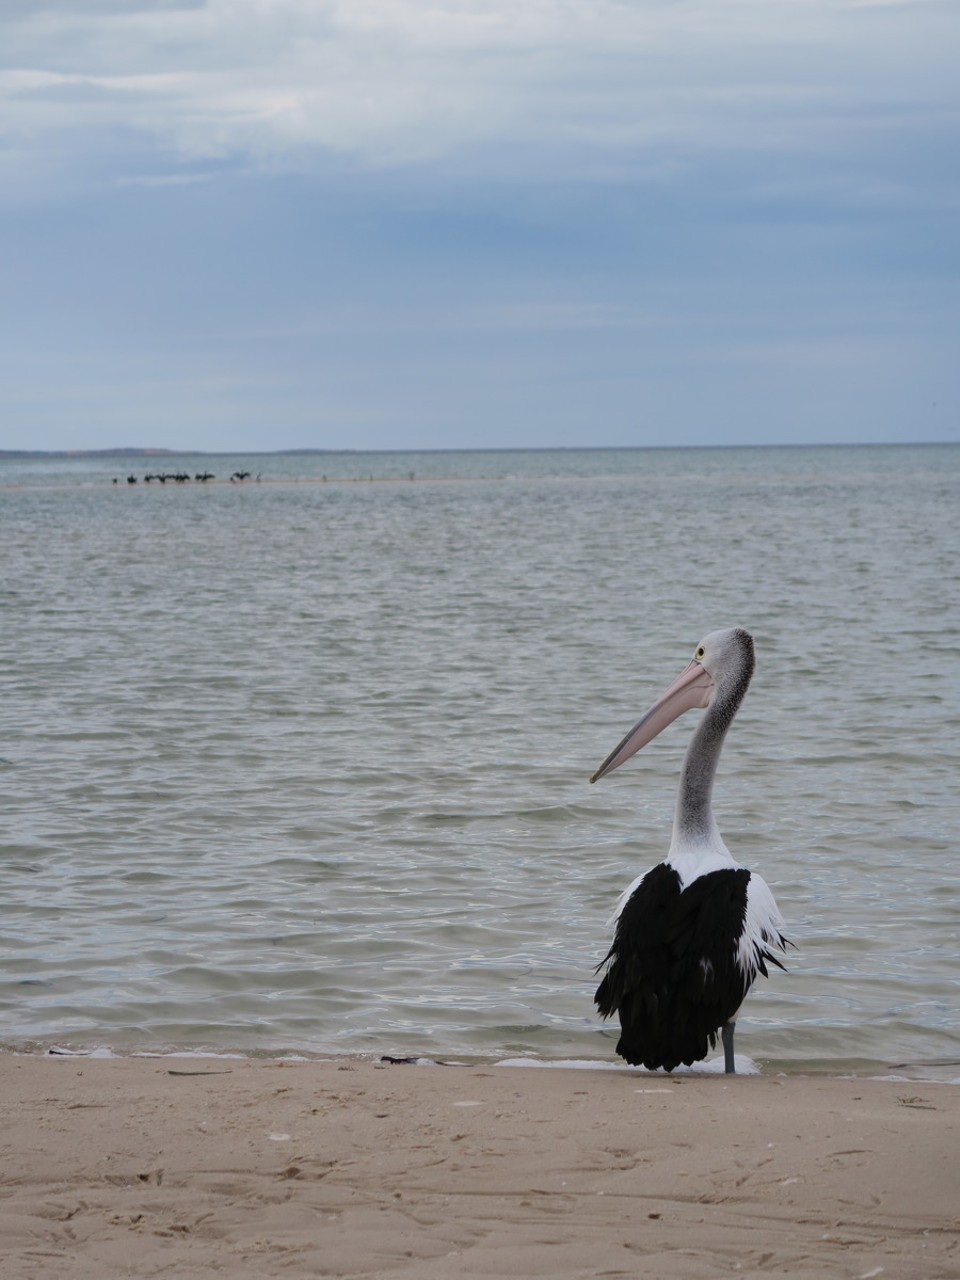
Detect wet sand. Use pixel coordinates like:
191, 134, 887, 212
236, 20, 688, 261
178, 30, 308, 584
1, 1053, 957, 1279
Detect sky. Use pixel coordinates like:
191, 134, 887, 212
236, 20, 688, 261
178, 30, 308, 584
1, 0, 957, 453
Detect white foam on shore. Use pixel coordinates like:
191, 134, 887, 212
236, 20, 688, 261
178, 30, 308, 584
495, 1054, 760, 1076
45, 1045, 119, 1059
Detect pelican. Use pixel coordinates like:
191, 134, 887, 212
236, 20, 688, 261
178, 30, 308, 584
590, 627, 787, 1074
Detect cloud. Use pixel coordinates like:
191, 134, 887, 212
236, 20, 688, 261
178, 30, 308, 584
3, 0, 956, 191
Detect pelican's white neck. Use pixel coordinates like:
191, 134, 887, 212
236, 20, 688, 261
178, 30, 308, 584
671, 632, 754, 847
672, 708, 726, 842
668, 716, 738, 886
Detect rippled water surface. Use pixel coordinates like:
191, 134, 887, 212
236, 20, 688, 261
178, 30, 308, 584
2, 445, 958, 1073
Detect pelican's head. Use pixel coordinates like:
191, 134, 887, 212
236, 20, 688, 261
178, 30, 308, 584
695, 627, 755, 694
589, 627, 754, 783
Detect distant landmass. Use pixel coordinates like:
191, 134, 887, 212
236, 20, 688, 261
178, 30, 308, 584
0, 448, 181, 459
0, 447, 369, 458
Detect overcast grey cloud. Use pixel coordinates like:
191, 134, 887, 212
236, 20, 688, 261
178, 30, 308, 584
0, 0, 956, 450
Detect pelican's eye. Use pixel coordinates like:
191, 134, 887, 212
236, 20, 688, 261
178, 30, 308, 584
695, 646, 705, 661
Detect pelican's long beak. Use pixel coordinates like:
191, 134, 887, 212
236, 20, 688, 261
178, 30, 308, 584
589, 659, 714, 783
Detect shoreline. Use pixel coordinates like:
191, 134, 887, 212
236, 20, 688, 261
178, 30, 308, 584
2, 1052, 957, 1279
7, 1039, 960, 1085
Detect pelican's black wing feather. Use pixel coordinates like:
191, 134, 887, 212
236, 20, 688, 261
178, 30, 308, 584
595, 864, 755, 1071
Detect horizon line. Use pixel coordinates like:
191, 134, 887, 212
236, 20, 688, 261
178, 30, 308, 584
0, 440, 952, 460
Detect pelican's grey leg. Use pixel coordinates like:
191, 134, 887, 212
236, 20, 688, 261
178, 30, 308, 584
721, 1021, 736, 1074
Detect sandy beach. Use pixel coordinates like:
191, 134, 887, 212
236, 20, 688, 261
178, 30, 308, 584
0, 1054, 957, 1279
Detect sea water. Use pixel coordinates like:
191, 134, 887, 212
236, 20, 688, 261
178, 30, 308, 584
1, 445, 958, 1075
